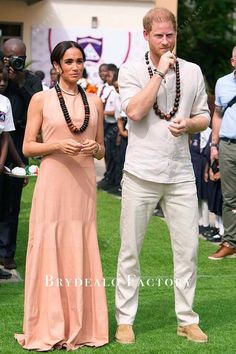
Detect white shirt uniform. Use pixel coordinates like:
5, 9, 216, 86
0, 94, 15, 134
103, 87, 117, 124
97, 83, 114, 104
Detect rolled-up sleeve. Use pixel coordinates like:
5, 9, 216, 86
190, 65, 210, 125
118, 62, 142, 113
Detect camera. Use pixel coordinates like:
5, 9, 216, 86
8, 56, 26, 71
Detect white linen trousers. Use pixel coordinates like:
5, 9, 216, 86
115, 171, 200, 326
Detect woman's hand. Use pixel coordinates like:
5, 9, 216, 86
80, 139, 99, 155
58, 139, 82, 155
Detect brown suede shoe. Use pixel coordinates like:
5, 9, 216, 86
177, 324, 208, 343
208, 242, 236, 260
115, 324, 135, 344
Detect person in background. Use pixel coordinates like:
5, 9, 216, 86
96, 63, 109, 98
115, 7, 210, 344
189, 128, 211, 235
0, 38, 42, 270
208, 46, 236, 260
0, 61, 15, 281
49, 67, 58, 88
35, 70, 49, 91
203, 134, 223, 243
97, 64, 119, 191
108, 78, 128, 196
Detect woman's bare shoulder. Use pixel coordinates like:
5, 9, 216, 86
87, 92, 103, 108
31, 88, 54, 105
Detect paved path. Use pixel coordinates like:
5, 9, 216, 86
95, 158, 105, 182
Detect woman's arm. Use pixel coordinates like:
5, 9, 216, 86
80, 95, 105, 160
23, 92, 82, 157
93, 96, 105, 160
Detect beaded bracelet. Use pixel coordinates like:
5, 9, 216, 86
154, 70, 165, 80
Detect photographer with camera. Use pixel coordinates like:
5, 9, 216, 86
0, 38, 42, 270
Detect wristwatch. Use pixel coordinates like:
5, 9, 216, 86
210, 143, 218, 148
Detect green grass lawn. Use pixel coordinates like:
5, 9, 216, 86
0, 179, 235, 354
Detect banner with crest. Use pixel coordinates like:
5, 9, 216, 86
31, 27, 147, 85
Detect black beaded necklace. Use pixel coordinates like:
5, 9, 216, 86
55, 83, 90, 134
145, 51, 180, 121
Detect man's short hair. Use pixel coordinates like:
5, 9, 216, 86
143, 7, 177, 33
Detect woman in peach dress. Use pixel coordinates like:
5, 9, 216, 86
15, 41, 108, 351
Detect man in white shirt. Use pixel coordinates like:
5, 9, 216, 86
115, 7, 210, 345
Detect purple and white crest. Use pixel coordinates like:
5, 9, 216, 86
77, 36, 103, 62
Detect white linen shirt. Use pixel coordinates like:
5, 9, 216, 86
118, 56, 210, 183
114, 94, 127, 120
0, 94, 15, 134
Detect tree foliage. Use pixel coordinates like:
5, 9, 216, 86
177, 0, 236, 93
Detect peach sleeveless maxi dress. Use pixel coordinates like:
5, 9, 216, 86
15, 88, 108, 351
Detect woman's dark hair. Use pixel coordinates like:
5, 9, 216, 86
108, 63, 118, 72
50, 41, 86, 66
108, 63, 119, 83
82, 67, 88, 79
